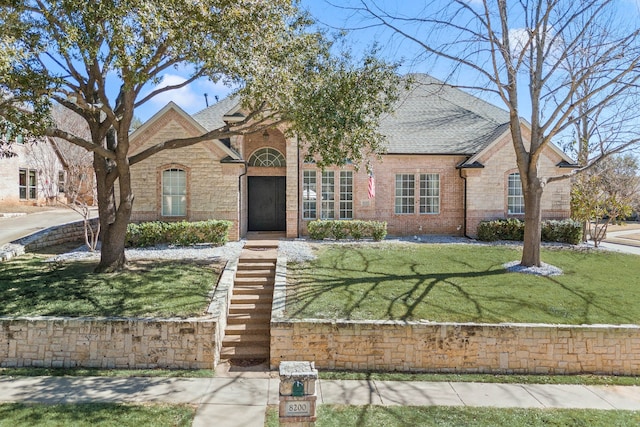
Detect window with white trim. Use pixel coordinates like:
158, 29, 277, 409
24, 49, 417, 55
248, 147, 285, 167
302, 170, 317, 220
321, 171, 335, 219
19, 169, 38, 200
339, 171, 353, 219
507, 172, 525, 214
162, 168, 186, 216
58, 171, 65, 193
419, 174, 440, 214
395, 174, 415, 214
19, 169, 27, 200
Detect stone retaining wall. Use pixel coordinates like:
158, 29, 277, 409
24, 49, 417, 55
17, 217, 100, 251
0, 252, 238, 370
270, 319, 640, 375
0, 317, 218, 369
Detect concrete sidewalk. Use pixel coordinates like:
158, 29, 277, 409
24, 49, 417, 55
2, 375, 640, 426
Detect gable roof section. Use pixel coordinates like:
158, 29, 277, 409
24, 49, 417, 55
192, 95, 242, 131
380, 74, 511, 155
459, 118, 575, 167
131, 101, 241, 160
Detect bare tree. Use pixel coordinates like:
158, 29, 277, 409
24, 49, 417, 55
351, 0, 640, 266
50, 104, 99, 250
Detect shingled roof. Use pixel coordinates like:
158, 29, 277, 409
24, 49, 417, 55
191, 74, 511, 156
380, 74, 510, 155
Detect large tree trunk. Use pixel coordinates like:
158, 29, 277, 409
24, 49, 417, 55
93, 146, 133, 273
521, 179, 544, 267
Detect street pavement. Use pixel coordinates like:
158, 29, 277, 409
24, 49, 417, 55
0, 207, 97, 246
601, 227, 640, 255
1, 374, 640, 426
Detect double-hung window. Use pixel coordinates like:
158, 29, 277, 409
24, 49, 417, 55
507, 172, 525, 215
339, 171, 353, 219
395, 174, 415, 214
302, 170, 317, 220
419, 174, 440, 214
162, 168, 186, 216
321, 171, 335, 219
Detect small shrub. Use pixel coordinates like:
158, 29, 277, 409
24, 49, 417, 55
332, 221, 349, 240
308, 220, 331, 240
350, 221, 365, 240
477, 218, 582, 244
542, 219, 583, 245
126, 220, 232, 247
371, 221, 387, 241
307, 220, 387, 241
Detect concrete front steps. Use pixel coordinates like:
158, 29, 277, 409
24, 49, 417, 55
221, 240, 278, 362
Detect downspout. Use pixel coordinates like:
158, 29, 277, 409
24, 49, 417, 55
238, 161, 248, 238
296, 135, 300, 238
459, 167, 470, 239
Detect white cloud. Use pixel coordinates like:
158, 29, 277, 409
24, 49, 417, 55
508, 28, 531, 55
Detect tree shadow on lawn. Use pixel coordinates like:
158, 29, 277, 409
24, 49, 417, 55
287, 248, 629, 324
0, 257, 219, 318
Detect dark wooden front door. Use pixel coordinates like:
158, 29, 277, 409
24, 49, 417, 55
248, 176, 286, 231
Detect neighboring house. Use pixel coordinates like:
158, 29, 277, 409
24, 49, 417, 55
0, 124, 65, 206
128, 74, 574, 240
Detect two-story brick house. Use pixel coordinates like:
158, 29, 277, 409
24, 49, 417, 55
128, 74, 574, 240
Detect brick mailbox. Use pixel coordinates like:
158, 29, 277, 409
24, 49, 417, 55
279, 361, 318, 426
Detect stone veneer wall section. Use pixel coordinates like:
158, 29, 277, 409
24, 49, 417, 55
0, 317, 218, 369
16, 218, 100, 251
0, 250, 239, 370
271, 319, 640, 375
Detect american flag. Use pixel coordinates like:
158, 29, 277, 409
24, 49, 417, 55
368, 174, 375, 199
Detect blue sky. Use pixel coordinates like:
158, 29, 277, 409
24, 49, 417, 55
136, 0, 442, 121
135, 0, 640, 124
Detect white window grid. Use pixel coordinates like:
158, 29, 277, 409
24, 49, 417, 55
339, 171, 353, 219
321, 171, 335, 219
395, 174, 415, 214
508, 172, 525, 215
302, 170, 317, 220
162, 169, 186, 216
419, 173, 440, 214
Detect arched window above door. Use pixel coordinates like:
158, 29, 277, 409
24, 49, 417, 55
248, 147, 286, 167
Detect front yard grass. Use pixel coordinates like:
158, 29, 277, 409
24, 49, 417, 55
0, 402, 194, 427
0, 255, 222, 318
265, 405, 640, 427
287, 243, 640, 324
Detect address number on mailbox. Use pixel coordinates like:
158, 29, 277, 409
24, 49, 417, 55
285, 401, 311, 417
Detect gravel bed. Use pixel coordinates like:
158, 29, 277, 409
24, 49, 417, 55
503, 260, 563, 276
46, 236, 577, 276
278, 239, 317, 262
47, 241, 244, 263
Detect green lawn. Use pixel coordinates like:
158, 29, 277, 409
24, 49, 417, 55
266, 405, 640, 427
286, 243, 640, 324
0, 367, 215, 378
0, 255, 222, 318
319, 371, 640, 386
0, 403, 194, 427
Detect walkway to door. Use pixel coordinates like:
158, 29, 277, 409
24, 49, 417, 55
220, 232, 284, 365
